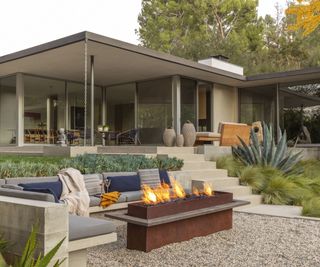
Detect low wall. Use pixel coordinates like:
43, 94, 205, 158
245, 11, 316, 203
43, 146, 98, 157
198, 145, 320, 161
0, 196, 68, 266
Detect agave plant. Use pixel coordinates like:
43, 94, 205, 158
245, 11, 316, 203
232, 123, 302, 173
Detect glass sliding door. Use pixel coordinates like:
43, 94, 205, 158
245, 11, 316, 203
279, 81, 320, 144
198, 82, 212, 131
181, 78, 197, 127
0, 76, 17, 145
106, 83, 135, 144
24, 75, 65, 144
239, 85, 276, 126
137, 78, 172, 144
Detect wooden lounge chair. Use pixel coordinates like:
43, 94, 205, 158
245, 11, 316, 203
219, 122, 251, 146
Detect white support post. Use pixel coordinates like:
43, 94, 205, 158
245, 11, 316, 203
90, 55, 95, 146
16, 73, 24, 147
172, 76, 181, 135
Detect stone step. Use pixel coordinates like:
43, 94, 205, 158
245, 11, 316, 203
171, 169, 228, 180
234, 195, 263, 210
182, 161, 216, 171
157, 147, 197, 155
216, 185, 252, 197
192, 177, 240, 188
167, 154, 205, 161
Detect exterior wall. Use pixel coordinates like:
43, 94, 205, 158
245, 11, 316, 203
213, 83, 238, 132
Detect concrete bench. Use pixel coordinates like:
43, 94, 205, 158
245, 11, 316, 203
0, 196, 117, 267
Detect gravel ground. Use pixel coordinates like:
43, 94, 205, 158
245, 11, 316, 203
88, 212, 320, 267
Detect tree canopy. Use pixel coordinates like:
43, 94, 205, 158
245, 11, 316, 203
137, 0, 320, 75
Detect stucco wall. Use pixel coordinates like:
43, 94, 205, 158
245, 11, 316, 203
213, 83, 238, 132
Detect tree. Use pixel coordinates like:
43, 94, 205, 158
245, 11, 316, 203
136, 0, 261, 61
286, 0, 320, 36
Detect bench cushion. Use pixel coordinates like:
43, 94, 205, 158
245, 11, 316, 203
0, 188, 55, 202
138, 169, 161, 188
0, 179, 5, 186
196, 132, 221, 138
121, 191, 142, 202
84, 174, 103, 196
69, 215, 116, 241
6, 176, 59, 185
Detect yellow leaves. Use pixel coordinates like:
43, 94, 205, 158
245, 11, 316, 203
286, 0, 320, 36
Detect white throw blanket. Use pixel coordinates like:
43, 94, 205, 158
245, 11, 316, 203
58, 168, 90, 217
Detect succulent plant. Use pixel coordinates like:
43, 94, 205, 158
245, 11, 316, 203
232, 123, 302, 173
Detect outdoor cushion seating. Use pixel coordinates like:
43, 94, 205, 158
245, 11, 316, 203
138, 168, 161, 188
69, 214, 116, 241
107, 174, 141, 192
196, 132, 221, 145
0, 179, 5, 186
219, 122, 251, 146
0, 188, 56, 202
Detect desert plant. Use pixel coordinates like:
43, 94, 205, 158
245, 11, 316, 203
0, 225, 65, 267
232, 123, 302, 173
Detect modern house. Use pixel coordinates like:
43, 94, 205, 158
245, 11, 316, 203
0, 31, 319, 147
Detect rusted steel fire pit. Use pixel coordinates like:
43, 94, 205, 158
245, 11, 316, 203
107, 191, 249, 252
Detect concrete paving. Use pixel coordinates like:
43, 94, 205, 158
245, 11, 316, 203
236, 204, 303, 219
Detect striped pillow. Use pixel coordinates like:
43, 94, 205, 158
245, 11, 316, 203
138, 169, 161, 188
84, 174, 103, 196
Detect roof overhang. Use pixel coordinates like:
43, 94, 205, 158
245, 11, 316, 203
0, 31, 245, 87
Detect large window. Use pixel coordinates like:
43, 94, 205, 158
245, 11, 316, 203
239, 85, 276, 126
279, 81, 320, 144
24, 75, 65, 144
137, 78, 172, 144
0, 76, 16, 145
181, 78, 197, 127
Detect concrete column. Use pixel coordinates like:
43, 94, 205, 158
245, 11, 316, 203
46, 97, 51, 144
65, 81, 69, 130
134, 83, 138, 129
101, 87, 106, 146
172, 75, 181, 135
195, 81, 199, 131
84, 39, 88, 146
90, 55, 95, 146
16, 73, 24, 146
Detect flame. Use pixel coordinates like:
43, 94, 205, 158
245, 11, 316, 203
203, 183, 213, 196
142, 177, 214, 205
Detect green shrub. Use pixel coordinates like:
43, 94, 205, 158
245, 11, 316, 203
261, 175, 302, 205
302, 197, 320, 217
239, 166, 265, 193
216, 156, 244, 177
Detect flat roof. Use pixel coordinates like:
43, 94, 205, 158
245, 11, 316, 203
0, 31, 320, 87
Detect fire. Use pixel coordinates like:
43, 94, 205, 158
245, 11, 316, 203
142, 178, 214, 205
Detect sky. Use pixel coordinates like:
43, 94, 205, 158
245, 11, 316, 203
0, 0, 287, 56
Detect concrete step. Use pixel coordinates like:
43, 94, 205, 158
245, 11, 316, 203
192, 177, 240, 188
216, 185, 252, 197
171, 169, 228, 179
157, 147, 196, 155
234, 194, 263, 210
182, 161, 216, 171
167, 154, 205, 161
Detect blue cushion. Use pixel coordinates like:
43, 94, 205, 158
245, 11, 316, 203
107, 175, 141, 192
159, 170, 171, 186
19, 181, 62, 203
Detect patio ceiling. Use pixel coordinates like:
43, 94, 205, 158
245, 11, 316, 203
0, 32, 245, 87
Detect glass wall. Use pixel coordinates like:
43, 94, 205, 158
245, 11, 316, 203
24, 75, 65, 144
239, 85, 276, 126
279, 81, 320, 144
181, 78, 197, 127
137, 78, 172, 144
0, 76, 17, 145
106, 83, 135, 133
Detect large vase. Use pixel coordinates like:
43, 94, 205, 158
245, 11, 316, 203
182, 121, 196, 147
163, 128, 176, 147
176, 134, 184, 147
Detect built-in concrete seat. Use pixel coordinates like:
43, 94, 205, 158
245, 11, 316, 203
69, 215, 116, 241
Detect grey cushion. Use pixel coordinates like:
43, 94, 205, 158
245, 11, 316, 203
1, 184, 23, 190
138, 169, 161, 188
6, 176, 59, 185
0, 188, 55, 202
121, 191, 142, 202
69, 215, 116, 241
83, 174, 103, 196
0, 179, 5, 186
89, 196, 101, 207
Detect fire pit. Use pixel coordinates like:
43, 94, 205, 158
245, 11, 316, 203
106, 179, 249, 252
